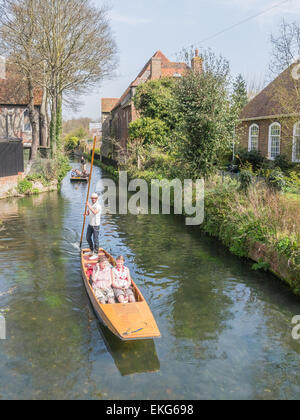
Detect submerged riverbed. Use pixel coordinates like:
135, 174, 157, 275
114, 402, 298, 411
0, 162, 299, 400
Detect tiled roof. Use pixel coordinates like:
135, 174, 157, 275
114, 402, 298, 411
101, 98, 119, 113
109, 51, 189, 112
0, 63, 42, 106
240, 61, 300, 120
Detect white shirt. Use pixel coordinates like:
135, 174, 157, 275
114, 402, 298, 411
89, 201, 101, 227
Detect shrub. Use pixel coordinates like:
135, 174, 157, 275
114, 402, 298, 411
235, 149, 265, 172
273, 155, 292, 172
17, 179, 33, 195
267, 168, 286, 191
239, 170, 253, 192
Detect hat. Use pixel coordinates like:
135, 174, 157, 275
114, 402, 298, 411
91, 193, 98, 199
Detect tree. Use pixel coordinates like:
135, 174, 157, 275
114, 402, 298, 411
34, 0, 117, 157
0, 0, 116, 162
269, 19, 300, 77
175, 49, 238, 178
133, 77, 179, 132
0, 0, 42, 163
232, 74, 248, 114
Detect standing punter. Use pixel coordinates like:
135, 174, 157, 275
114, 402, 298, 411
85, 193, 101, 260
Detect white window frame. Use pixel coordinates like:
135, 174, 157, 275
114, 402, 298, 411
248, 124, 259, 152
268, 122, 281, 160
293, 121, 300, 163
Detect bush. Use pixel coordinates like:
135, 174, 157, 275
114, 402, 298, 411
267, 168, 286, 191
239, 170, 253, 192
235, 149, 265, 172
64, 136, 80, 152
17, 179, 33, 195
273, 155, 292, 172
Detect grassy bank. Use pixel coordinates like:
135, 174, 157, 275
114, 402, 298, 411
87, 154, 300, 296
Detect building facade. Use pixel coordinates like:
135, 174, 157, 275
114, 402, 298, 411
239, 61, 300, 163
0, 58, 42, 147
101, 51, 195, 158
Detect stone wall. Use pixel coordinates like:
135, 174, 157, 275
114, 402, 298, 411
0, 174, 23, 199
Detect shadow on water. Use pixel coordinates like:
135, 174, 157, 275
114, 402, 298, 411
97, 322, 160, 377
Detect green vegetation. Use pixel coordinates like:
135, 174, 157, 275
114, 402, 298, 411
17, 179, 33, 195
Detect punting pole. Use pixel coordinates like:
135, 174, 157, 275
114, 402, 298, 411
80, 136, 97, 249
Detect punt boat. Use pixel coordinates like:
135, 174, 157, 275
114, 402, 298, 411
81, 248, 161, 341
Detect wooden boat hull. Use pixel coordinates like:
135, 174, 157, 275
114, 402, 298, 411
81, 249, 161, 341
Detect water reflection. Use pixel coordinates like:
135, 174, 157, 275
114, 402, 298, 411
98, 323, 160, 377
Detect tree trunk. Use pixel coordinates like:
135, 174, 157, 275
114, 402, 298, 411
50, 95, 57, 158
40, 87, 48, 149
55, 93, 63, 153
28, 76, 40, 163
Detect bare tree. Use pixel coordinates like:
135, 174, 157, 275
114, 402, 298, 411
0, 0, 43, 164
0, 0, 117, 162
270, 19, 300, 77
34, 0, 117, 157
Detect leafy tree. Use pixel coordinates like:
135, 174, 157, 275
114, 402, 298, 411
232, 74, 248, 113
133, 77, 179, 132
129, 117, 169, 147
175, 49, 238, 178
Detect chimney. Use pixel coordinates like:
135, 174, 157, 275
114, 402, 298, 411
192, 49, 203, 74
0, 56, 6, 79
150, 57, 162, 80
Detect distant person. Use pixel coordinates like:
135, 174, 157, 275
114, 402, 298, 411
85, 193, 101, 260
81, 156, 87, 173
112, 256, 136, 304
92, 256, 114, 304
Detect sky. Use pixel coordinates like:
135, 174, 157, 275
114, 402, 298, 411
63, 0, 300, 121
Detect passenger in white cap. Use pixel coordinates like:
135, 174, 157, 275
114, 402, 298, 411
85, 193, 101, 260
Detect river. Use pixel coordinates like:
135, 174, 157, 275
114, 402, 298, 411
0, 162, 299, 400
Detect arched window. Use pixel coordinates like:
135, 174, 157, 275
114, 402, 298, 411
268, 123, 281, 160
248, 124, 259, 151
293, 122, 300, 163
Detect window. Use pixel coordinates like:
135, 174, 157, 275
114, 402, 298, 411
268, 123, 281, 160
23, 110, 31, 132
293, 122, 300, 163
248, 124, 259, 151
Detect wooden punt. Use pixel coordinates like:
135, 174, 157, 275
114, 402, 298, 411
70, 176, 88, 182
81, 248, 161, 341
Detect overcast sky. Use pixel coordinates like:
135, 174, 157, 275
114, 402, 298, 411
63, 0, 300, 121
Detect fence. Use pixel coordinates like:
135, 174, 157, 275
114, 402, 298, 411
0, 141, 24, 177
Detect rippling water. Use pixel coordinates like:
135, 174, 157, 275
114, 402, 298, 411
0, 162, 299, 400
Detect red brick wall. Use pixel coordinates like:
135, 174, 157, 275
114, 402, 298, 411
238, 117, 298, 161
0, 173, 24, 198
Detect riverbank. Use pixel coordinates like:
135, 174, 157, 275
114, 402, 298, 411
0, 155, 71, 200
87, 155, 300, 297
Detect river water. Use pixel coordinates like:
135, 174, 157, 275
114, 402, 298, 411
0, 162, 299, 400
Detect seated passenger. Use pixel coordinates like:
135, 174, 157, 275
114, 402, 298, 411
112, 256, 136, 304
75, 169, 83, 177
92, 256, 115, 305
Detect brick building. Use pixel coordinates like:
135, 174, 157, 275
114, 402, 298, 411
239, 60, 300, 163
101, 51, 196, 158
